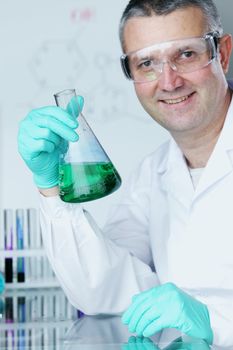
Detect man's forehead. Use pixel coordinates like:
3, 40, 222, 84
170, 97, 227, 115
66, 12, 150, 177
123, 7, 206, 53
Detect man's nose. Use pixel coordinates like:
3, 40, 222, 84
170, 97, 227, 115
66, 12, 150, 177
157, 62, 184, 91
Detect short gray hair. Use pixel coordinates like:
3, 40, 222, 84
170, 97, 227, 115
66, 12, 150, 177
119, 0, 223, 51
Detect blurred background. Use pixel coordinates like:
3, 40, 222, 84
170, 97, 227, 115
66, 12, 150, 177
0, 0, 232, 227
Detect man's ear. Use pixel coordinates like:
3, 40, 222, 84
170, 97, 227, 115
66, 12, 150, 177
218, 34, 233, 74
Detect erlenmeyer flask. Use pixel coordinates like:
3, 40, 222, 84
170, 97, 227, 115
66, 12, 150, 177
54, 89, 121, 203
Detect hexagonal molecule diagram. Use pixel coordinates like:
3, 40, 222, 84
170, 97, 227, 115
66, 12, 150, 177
29, 39, 87, 89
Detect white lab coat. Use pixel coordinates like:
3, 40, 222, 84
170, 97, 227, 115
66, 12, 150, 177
40, 97, 233, 347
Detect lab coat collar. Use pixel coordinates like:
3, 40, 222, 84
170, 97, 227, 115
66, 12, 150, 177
157, 93, 233, 209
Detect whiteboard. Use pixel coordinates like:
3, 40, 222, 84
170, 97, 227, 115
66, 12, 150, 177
0, 0, 232, 226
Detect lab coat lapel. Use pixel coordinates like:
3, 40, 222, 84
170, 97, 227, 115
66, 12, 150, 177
194, 147, 232, 200
158, 138, 195, 209
194, 100, 233, 199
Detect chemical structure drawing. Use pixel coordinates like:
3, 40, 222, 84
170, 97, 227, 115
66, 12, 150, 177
29, 39, 87, 90
27, 5, 146, 124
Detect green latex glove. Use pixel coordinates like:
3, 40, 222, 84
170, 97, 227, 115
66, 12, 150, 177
18, 96, 84, 188
0, 273, 5, 294
122, 283, 213, 345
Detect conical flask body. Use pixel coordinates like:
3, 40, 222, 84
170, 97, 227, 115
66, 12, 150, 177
54, 89, 121, 203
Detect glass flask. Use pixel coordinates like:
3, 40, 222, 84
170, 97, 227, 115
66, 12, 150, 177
54, 89, 122, 203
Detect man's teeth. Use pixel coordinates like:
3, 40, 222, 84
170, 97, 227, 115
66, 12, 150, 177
164, 95, 189, 104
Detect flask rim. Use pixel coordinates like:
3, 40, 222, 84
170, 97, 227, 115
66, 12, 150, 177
54, 88, 76, 99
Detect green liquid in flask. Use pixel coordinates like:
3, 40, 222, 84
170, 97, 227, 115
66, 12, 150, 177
59, 162, 121, 203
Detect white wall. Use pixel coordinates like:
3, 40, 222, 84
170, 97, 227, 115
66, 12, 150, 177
0, 0, 232, 227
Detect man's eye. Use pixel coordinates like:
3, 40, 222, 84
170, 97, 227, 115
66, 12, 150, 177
138, 60, 153, 69
180, 50, 196, 59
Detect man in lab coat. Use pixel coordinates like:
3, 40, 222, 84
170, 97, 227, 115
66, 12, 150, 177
18, 0, 233, 347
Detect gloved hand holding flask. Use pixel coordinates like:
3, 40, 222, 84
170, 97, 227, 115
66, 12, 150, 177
18, 101, 80, 189
18, 88, 121, 203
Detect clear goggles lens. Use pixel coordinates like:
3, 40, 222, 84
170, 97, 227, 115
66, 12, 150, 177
121, 32, 219, 83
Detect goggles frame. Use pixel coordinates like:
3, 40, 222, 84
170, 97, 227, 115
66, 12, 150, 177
120, 31, 220, 83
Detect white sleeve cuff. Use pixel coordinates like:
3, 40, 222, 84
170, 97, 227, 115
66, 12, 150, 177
39, 193, 83, 218
39, 193, 102, 246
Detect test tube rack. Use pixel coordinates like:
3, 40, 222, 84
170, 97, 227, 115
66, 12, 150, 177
0, 287, 78, 349
0, 208, 60, 289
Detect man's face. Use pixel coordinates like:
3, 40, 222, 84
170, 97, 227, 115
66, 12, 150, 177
123, 7, 232, 137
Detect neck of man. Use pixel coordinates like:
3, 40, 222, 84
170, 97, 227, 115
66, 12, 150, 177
171, 89, 232, 169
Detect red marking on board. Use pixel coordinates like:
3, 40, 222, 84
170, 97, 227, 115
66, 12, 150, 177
80, 8, 94, 21
70, 8, 95, 23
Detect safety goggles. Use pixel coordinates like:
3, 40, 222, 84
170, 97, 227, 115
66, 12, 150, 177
120, 31, 220, 83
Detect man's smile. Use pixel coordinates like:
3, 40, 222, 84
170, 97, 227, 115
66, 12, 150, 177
161, 92, 194, 105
